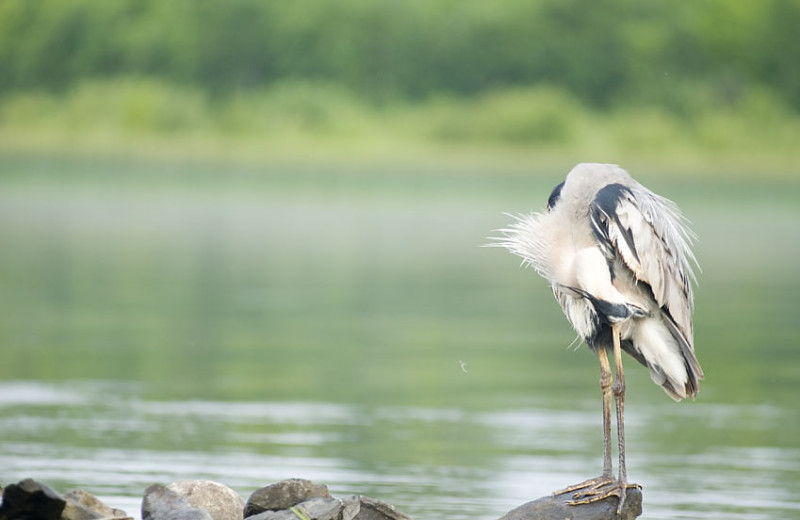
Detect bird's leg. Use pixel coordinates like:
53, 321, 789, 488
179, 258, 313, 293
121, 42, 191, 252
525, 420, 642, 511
599, 345, 614, 480
552, 346, 615, 496
557, 325, 639, 511
611, 322, 629, 514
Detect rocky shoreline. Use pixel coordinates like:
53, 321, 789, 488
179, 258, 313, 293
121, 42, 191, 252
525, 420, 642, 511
0, 477, 642, 520
0, 478, 409, 520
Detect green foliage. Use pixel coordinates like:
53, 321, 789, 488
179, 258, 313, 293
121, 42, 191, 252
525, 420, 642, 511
217, 82, 377, 137
0, 79, 209, 136
2, 77, 798, 166
0, 78, 377, 141
1, 0, 799, 166
1, 0, 799, 112
413, 87, 583, 145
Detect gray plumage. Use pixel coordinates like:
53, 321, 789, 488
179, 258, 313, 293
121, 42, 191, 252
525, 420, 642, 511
496, 163, 704, 401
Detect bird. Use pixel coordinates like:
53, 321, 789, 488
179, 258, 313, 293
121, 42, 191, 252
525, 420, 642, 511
493, 163, 703, 511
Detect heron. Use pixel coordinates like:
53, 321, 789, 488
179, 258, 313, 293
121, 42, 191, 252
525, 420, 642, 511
494, 163, 703, 511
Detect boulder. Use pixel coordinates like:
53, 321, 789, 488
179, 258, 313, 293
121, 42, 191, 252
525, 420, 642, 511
142, 484, 213, 520
0, 478, 66, 520
246, 497, 342, 520
244, 479, 329, 517
354, 496, 411, 520
244, 494, 411, 520
166, 481, 244, 520
0, 479, 132, 520
498, 486, 643, 520
62, 489, 131, 520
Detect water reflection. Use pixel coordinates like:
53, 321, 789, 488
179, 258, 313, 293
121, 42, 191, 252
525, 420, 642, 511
1, 381, 798, 520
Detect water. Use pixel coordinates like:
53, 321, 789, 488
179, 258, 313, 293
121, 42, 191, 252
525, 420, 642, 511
1, 155, 799, 519
1, 382, 798, 519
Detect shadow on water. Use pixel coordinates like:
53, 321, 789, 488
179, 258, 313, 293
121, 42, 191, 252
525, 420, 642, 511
1, 154, 799, 519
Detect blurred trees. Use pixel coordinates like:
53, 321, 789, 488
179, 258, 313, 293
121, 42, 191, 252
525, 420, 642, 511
0, 0, 798, 112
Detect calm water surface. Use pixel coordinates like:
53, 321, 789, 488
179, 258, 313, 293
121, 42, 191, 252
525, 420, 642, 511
2, 381, 798, 519
1, 156, 799, 519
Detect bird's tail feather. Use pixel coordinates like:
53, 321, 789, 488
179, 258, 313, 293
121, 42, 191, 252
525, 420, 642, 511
630, 315, 703, 401
661, 311, 704, 400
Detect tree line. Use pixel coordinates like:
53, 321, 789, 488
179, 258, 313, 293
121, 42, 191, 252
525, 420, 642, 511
1, 0, 798, 112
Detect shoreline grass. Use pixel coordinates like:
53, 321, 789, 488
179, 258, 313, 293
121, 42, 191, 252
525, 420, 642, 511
1, 78, 798, 178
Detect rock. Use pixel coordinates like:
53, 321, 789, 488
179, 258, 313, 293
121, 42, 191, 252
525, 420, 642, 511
353, 496, 411, 520
62, 489, 131, 520
0, 478, 406, 520
142, 484, 213, 520
339, 496, 361, 520
0, 478, 66, 520
166, 481, 244, 520
246, 497, 342, 520
244, 479, 329, 517
498, 486, 643, 520
0, 480, 131, 520
244, 494, 411, 520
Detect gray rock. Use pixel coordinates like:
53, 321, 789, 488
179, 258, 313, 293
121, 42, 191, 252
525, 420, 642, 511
352, 496, 411, 520
246, 497, 342, 520
63, 489, 131, 520
142, 484, 213, 520
244, 479, 329, 517
498, 486, 643, 520
244, 494, 411, 520
166, 481, 244, 520
0, 478, 66, 520
339, 496, 361, 520
61, 500, 104, 520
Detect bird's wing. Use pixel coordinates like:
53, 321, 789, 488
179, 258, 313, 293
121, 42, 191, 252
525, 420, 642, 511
589, 183, 698, 348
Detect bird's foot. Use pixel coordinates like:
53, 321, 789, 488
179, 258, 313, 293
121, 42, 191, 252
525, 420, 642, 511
554, 476, 641, 513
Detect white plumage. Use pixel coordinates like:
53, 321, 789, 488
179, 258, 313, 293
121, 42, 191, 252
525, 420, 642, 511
497, 163, 703, 400
494, 162, 705, 509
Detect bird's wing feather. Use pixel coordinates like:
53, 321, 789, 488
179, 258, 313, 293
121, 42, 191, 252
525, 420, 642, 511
589, 184, 698, 349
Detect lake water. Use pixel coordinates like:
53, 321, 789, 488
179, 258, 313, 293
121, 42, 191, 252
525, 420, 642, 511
1, 155, 799, 519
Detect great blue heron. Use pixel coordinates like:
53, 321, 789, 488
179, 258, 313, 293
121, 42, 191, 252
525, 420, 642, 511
495, 163, 703, 511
